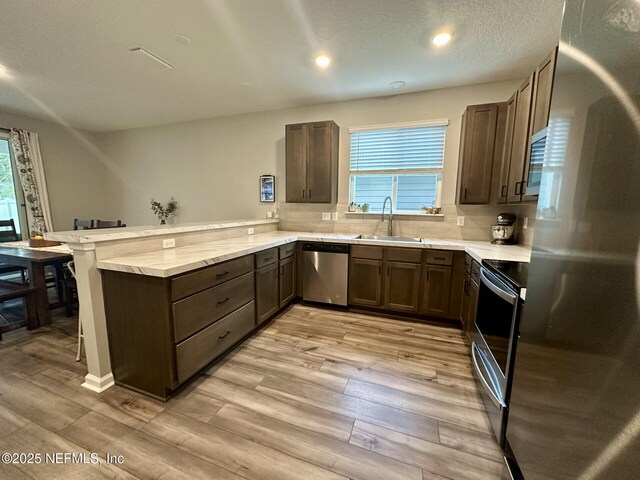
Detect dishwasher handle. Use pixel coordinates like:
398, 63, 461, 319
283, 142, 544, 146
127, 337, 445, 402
301, 243, 349, 254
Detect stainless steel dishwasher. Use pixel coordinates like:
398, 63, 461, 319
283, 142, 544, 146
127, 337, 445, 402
302, 242, 349, 306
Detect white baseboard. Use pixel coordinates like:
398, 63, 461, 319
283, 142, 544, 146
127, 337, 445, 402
82, 373, 115, 393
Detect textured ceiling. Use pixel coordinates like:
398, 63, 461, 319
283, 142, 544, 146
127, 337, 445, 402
0, 0, 564, 132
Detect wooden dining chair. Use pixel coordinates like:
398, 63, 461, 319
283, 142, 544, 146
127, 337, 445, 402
95, 220, 126, 228
0, 219, 26, 282
73, 219, 94, 230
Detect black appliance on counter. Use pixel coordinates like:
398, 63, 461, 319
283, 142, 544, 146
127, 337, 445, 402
503, 0, 640, 478
472, 259, 528, 447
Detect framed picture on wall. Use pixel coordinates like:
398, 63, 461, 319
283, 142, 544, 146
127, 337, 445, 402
260, 175, 275, 202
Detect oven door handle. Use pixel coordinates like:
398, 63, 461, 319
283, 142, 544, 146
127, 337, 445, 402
472, 342, 506, 409
480, 268, 518, 305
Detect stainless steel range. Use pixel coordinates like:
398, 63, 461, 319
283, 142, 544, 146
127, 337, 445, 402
472, 259, 528, 447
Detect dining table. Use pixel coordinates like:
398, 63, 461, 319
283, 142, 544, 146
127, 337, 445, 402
0, 241, 73, 328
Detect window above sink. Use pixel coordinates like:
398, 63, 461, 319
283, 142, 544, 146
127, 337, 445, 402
348, 119, 448, 213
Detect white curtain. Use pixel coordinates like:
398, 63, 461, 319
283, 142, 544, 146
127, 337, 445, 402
8, 129, 53, 234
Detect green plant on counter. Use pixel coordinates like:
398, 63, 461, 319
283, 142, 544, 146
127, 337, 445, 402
151, 197, 179, 225
362, 203, 370, 213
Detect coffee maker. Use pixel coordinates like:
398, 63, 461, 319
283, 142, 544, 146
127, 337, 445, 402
491, 213, 516, 245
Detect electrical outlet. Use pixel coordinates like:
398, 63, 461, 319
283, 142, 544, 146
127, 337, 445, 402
457, 216, 465, 227
162, 238, 176, 249
331, 212, 339, 221
523, 217, 529, 229
322, 212, 331, 221
247, 228, 255, 235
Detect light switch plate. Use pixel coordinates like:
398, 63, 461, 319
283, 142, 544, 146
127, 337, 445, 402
331, 212, 339, 221
162, 238, 176, 249
247, 228, 255, 235
322, 212, 331, 221
457, 216, 465, 226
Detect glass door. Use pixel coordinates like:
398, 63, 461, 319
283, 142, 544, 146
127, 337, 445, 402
0, 136, 27, 239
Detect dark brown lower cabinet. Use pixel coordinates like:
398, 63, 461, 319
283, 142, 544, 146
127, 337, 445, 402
383, 261, 421, 313
348, 257, 383, 307
101, 255, 258, 400
467, 277, 479, 336
461, 256, 481, 337
419, 265, 452, 317
255, 262, 279, 325
279, 255, 296, 307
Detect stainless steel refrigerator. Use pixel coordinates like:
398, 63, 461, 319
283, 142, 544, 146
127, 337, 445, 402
505, 0, 640, 478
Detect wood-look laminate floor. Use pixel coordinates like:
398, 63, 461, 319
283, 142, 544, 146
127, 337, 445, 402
0, 305, 502, 480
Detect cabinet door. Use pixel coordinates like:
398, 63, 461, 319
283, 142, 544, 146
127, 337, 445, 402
383, 261, 421, 312
419, 266, 452, 317
255, 264, 279, 325
530, 47, 558, 135
461, 274, 470, 328
285, 123, 307, 202
507, 74, 535, 203
306, 121, 334, 203
466, 278, 479, 337
458, 104, 499, 204
279, 256, 296, 308
495, 92, 517, 204
348, 258, 382, 307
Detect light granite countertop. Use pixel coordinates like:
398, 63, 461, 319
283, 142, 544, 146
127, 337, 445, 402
45, 219, 280, 244
97, 231, 531, 278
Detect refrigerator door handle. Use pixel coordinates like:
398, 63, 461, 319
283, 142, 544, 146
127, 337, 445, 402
472, 342, 506, 409
480, 267, 518, 305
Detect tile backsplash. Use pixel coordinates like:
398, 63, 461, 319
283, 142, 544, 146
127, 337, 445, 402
278, 203, 536, 246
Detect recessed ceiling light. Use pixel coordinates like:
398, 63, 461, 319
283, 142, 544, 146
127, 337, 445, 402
389, 80, 406, 90
0, 64, 7, 76
315, 54, 331, 69
432, 32, 453, 46
175, 34, 191, 46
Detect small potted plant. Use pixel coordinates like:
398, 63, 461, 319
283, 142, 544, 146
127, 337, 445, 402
362, 203, 370, 213
150, 197, 179, 225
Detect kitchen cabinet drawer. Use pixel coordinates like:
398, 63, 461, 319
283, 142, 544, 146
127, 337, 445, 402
279, 243, 296, 260
172, 272, 254, 343
171, 255, 253, 301
350, 245, 383, 260
175, 301, 255, 384
385, 247, 421, 264
424, 250, 453, 266
255, 248, 278, 268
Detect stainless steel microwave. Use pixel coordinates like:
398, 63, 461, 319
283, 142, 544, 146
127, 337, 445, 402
524, 128, 547, 197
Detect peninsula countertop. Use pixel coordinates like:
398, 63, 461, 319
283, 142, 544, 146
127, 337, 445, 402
96, 231, 531, 278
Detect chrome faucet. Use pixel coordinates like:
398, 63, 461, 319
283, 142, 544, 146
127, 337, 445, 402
381, 196, 393, 237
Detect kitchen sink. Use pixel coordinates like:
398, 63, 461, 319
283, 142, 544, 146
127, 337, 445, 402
357, 235, 422, 243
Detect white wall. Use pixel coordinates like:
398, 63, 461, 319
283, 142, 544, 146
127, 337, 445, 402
97, 79, 522, 226
0, 110, 110, 231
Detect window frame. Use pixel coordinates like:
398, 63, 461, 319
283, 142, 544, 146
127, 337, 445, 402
348, 119, 448, 213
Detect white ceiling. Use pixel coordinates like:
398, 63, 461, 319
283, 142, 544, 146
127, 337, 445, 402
0, 0, 564, 132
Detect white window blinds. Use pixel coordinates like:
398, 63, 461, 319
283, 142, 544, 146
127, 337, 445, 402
350, 124, 447, 173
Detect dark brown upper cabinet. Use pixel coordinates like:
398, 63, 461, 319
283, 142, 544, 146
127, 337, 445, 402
285, 120, 339, 203
457, 103, 507, 204
530, 47, 558, 136
494, 93, 517, 204
496, 47, 558, 204
505, 74, 535, 203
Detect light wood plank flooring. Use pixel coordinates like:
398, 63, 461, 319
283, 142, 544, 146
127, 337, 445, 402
0, 305, 502, 479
